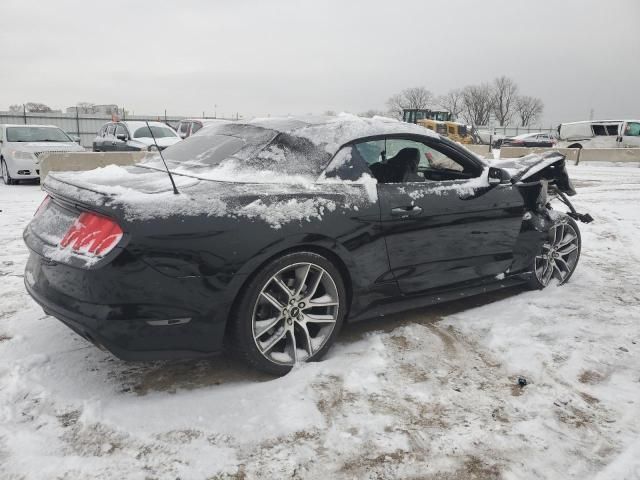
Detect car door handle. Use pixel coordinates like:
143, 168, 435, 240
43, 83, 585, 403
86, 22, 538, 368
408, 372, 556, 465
391, 206, 423, 217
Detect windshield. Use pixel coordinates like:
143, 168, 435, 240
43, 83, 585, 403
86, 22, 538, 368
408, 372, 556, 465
133, 126, 177, 139
6, 126, 72, 142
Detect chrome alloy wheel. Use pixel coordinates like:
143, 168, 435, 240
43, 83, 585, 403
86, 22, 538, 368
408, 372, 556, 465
251, 262, 340, 365
535, 219, 580, 286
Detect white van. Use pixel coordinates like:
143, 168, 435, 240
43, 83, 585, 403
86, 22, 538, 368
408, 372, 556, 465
557, 120, 640, 149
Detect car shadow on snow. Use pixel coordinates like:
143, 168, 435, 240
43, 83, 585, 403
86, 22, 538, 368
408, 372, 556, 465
109, 285, 525, 396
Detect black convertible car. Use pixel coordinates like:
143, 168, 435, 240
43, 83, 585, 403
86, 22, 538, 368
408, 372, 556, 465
24, 116, 588, 375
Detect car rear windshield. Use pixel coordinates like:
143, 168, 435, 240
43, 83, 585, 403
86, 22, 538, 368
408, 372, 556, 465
133, 126, 177, 139
6, 127, 71, 142
160, 124, 332, 180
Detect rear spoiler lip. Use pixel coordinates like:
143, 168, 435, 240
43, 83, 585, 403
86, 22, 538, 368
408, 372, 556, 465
42, 174, 126, 224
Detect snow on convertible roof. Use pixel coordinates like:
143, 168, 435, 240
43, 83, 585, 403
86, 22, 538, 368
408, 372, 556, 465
245, 113, 439, 154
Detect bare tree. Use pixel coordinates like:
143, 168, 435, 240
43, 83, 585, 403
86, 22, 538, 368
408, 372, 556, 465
515, 95, 544, 126
8, 104, 22, 112
386, 87, 433, 119
437, 89, 464, 121
491, 76, 519, 126
24, 102, 53, 113
461, 83, 494, 125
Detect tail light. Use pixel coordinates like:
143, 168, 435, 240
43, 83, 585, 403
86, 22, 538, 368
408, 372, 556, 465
60, 211, 123, 257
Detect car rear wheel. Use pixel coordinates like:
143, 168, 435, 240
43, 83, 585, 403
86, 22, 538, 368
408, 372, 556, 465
229, 252, 346, 375
568, 143, 583, 149
1, 159, 15, 185
528, 214, 581, 289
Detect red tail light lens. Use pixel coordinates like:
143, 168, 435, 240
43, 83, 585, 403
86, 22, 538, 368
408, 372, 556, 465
60, 212, 123, 257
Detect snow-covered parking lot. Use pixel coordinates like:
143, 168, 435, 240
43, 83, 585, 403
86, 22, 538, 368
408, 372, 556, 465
1, 164, 639, 480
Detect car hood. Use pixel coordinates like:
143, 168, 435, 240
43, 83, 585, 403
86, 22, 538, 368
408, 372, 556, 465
488, 151, 576, 195
6, 141, 84, 152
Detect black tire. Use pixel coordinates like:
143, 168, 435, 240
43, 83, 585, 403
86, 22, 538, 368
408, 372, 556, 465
568, 143, 583, 149
528, 213, 581, 290
1, 159, 15, 185
228, 251, 346, 376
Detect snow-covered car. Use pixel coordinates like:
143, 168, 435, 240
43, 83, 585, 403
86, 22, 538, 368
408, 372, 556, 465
557, 120, 640, 149
0, 124, 85, 185
175, 118, 232, 139
502, 132, 557, 148
93, 121, 181, 152
24, 115, 590, 376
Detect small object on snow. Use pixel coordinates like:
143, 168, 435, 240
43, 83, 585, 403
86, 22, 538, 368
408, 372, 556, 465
619, 346, 629, 352
517, 376, 528, 387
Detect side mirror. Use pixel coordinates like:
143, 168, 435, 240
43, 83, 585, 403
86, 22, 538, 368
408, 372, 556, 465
488, 166, 509, 185
116, 133, 127, 141
69, 135, 80, 144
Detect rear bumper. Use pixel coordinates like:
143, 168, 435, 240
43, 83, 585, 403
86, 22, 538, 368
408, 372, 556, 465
24, 252, 232, 360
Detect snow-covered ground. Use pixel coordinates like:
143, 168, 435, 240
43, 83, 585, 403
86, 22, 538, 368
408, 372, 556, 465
1, 165, 639, 479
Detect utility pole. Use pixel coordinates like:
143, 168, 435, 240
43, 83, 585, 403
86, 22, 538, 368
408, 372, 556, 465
23, 104, 27, 124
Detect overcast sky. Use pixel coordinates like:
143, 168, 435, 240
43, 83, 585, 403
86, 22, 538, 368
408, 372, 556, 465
1, 0, 638, 125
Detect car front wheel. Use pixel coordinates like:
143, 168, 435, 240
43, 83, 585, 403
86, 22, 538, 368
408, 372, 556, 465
229, 252, 346, 375
529, 214, 581, 289
1, 159, 15, 185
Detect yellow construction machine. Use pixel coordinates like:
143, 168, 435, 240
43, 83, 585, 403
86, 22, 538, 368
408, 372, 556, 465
402, 108, 478, 144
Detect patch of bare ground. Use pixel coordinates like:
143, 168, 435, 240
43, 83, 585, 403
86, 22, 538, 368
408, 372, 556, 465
579, 369, 605, 385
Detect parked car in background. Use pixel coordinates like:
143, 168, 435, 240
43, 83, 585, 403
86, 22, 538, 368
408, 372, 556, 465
93, 121, 181, 152
502, 132, 557, 148
175, 118, 232, 139
0, 124, 85, 185
557, 120, 640, 149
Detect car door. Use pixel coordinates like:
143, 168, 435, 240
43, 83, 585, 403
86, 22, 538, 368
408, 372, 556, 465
113, 123, 130, 151
375, 136, 525, 294
101, 123, 117, 151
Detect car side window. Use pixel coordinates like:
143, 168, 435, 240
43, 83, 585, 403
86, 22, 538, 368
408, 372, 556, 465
114, 124, 127, 138
106, 124, 116, 136
386, 138, 464, 174
322, 144, 374, 181
179, 122, 190, 135
323, 137, 479, 184
625, 122, 640, 136
191, 122, 203, 135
